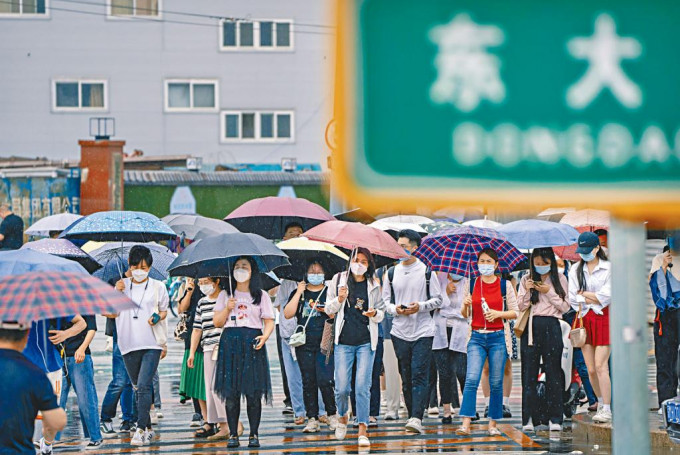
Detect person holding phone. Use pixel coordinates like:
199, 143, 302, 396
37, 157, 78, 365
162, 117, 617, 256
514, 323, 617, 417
456, 248, 518, 436
284, 260, 338, 433
108, 245, 169, 447
325, 248, 384, 448
213, 257, 275, 449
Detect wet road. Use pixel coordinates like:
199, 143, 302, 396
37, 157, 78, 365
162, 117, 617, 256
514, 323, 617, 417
52, 316, 644, 453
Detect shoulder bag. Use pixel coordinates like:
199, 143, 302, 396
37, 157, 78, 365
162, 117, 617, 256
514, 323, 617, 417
289, 286, 326, 348
151, 280, 169, 347
569, 305, 587, 348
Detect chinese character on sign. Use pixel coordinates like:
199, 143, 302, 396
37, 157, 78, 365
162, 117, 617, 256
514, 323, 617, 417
429, 13, 505, 112
42, 198, 51, 217
51, 197, 62, 214
566, 13, 642, 109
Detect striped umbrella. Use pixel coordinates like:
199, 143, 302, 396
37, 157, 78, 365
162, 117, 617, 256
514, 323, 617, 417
0, 271, 136, 323
414, 225, 525, 278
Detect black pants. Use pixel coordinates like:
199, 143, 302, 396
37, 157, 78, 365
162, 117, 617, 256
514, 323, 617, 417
428, 357, 439, 407
654, 308, 680, 406
521, 316, 564, 425
226, 395, 261, 437
296, 334, 337, 419
351, 336, 384, 417
433, 328, 467, 408
392, 336, 433, 420
276, 325, 292, 406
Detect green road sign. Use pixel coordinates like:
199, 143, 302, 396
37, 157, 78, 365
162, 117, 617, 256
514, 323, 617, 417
335, 0, 680, 220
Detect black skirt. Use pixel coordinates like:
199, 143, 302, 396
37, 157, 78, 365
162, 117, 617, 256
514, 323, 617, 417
214, 327, 273, 405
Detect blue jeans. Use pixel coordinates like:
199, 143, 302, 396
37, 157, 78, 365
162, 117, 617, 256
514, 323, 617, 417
131, 370, 160, 422
460, 331, 507, 421
123, 349, 161, 430
335, 343, 375, 425
57, 355, 102, 442
351, 336, 383, 417
100, 339, 134, 422
281, 337, 307, 418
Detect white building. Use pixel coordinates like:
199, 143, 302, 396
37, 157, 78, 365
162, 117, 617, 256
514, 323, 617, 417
0, 0, 333, 165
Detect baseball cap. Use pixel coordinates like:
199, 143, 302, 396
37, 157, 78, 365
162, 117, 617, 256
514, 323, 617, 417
575, 231, 600, 254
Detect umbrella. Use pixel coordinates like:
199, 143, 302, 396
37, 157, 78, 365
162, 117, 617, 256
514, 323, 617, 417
369, 219, 428, 240
497, 220, 580, 250
463, 218, 503, 229
413, 225, 525, 278
375, 215, 434, 225
420, 220, 460, 235
261, 272, 281, 291
275, 236, 349, 281
333, 208, 376, 224
303, 220, 407, 268
225, 197, 335, 240
0, 271, 136, 323
536, 207, 576, 223
162, 214, 239, 240
88, 242, 176, 283
0, 249, 89, 276
60, 211, 176, 242
555, 209, 610, 261
20, 239, 102, 274
25, 213, 83, 237
168, 232, 290, 278
432, 207, 485, 223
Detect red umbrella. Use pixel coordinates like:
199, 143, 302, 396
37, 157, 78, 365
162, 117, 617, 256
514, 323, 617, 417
554, 209, 610, 261
304, 220, 408, 267
225, 197, 335, 240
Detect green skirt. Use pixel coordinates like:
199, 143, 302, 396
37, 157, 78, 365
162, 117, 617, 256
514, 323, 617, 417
180, 350, 206, 401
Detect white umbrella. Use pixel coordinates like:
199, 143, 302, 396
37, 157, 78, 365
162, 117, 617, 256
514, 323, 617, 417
25, 213, 83, 237
463, 218, 502, 229
369, 219, 428, 234
375, 214, 434, 225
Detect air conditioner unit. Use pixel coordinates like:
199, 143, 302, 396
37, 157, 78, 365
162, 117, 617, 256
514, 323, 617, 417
186, 157, 203, 171
281, 157, 297, 172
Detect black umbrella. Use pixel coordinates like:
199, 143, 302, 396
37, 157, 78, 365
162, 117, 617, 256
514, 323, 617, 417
274, 237, 350, 281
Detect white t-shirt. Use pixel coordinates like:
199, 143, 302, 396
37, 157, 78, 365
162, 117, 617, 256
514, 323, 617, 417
116, 278, 169, 356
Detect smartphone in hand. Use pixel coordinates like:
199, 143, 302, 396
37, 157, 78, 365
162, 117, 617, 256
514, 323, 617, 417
151, 313, 161, 325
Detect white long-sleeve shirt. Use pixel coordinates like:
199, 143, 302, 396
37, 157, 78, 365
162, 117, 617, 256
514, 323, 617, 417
432, 273, 469, 352
568, 259, 612, 316
380, 260, 442, 342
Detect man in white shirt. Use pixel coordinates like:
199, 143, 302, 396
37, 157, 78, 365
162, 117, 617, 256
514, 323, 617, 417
380, 230, 442, 434
650, 233, 680, 408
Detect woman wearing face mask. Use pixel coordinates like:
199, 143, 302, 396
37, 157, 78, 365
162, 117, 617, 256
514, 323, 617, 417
111, 245, 169, 446
187, 276, 243, 440
517, 248, 570, 432
568, 232, 612, 423
456, 248, 518, 436
283, 260, 338, 433
432, 272, 471, 423
213, 257, 275, 449
325, 247, 384, 448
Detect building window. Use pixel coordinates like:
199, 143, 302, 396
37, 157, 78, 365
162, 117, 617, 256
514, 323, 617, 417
221, 111, 294, 142
52, 80, 107, 111
109, 0, 160, 17
220, 19, 293, 50
165, 79, 218, 112
0, 0, 48, 16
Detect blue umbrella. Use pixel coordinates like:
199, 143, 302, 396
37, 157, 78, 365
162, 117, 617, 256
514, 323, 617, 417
0, 249, 89, 276
60, 211, 176, 242
88, 242, 176, 283
21, 239, 102, 274
497, 219, 579, 250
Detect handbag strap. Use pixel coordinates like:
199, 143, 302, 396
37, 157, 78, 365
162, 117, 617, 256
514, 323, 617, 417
297, 285, 327, 333
571, 305, 583, 329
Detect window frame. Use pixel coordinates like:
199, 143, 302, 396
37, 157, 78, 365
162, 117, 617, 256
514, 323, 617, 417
51, 79, 109, 112
220, 110, 295, 143
106, 0, 162, 20
0, 0, 50, 19
218, 18, 294, 52
164, 79, 219, 113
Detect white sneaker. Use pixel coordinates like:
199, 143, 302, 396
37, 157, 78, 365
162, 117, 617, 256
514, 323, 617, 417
404, 417, 423, 434
328, 414, 339, 431
383, 412, 398, 420
335, 422, 348, 440
39, 438, 53, 455
427, 407, 439, 417
156, 411, 164, 419
303, 417, 320, 433
358, 435, 370, 447
130, 428, 145, 446
150, 411, 159, 425
593, 408, 612, 423
522, 423, 535, 432
549, 423, 562, 432
143, 429, 155, 445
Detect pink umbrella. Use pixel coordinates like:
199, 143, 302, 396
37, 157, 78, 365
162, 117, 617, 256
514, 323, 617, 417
225, 197, 335, 240
304, 220, 408, 267
555, 209, 610, 261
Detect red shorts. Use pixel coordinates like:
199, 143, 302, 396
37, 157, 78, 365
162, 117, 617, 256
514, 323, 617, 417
583, 307, 610, 346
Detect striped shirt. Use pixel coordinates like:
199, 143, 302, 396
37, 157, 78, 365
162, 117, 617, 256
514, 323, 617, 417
193, 291, 226, 352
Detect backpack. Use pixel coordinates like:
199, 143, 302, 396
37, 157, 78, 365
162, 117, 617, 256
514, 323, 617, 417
387, 266, 432, 304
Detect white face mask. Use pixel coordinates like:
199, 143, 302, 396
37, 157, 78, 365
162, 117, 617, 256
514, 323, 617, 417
350, 262, 368, 277
199, 284, 215, 296
131, 269, 149, 282
234, 268, 251, 283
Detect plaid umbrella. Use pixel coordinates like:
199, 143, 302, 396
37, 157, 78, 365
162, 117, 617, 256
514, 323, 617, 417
414, 225, 525, 278
0, 271, 136, 323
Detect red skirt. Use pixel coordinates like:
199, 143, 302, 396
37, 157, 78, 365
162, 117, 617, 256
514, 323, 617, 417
583, 306, 610, 346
